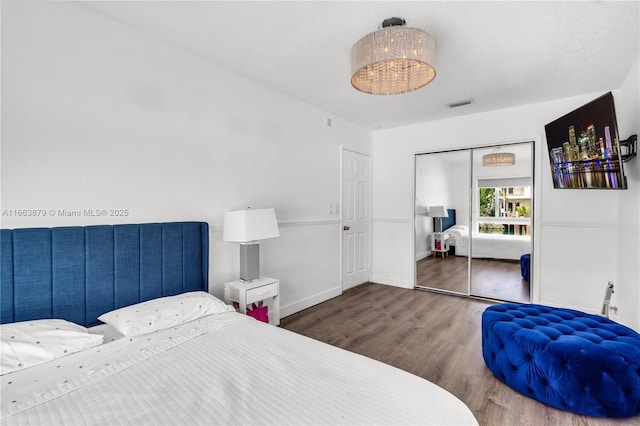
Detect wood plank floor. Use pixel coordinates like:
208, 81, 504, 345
417, 255, 530, 303
281, 283, 637, 426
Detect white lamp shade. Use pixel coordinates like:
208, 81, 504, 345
223, 208, 280, 243
427, 206, 448, 218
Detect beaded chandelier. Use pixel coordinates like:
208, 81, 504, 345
482, 152, 516, 167
351, 18, 436, 95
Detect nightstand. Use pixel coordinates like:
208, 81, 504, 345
431, 232, 450, 258
223, 277, 280, 325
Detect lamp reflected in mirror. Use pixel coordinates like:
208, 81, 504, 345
427, 205, 448, 232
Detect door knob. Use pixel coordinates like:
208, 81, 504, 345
343, 226, 350, 231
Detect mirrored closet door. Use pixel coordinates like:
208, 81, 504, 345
469, 143, 533, 302
415, 150, 471, 296
415, 142, 533, 303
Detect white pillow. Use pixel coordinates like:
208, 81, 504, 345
98, 291, 234, 337
1, 319, 104, 375
448, 224, 469, 233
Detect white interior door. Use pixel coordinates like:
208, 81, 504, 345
342, 149, 370, 290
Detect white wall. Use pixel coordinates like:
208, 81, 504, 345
0, 1, 371, 317
614, 58, 640, 330
414, 154, 449, 259
372, 76, 640, 330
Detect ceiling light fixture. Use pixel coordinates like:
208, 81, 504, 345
351, 17, 436, 95
482, 152, 516, 167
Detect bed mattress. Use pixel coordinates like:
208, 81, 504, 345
1, 312, 478, 425
445, 225, 531, 260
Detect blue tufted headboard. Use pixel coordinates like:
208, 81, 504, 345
1, 222, 209, 326
435, 209, 456, 231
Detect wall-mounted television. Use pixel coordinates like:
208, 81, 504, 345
544, 92, 627, 189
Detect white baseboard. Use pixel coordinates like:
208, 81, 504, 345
370, 275, 412, 289
279, 286, 342, 318
416, 250, 429, 261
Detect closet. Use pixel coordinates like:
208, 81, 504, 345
414, 142, 534, 302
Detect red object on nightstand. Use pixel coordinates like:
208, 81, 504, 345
246, 301, 269, 323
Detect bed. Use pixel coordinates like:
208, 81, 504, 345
1, 222, 478, 425
445, 224, 531, 261
436, 210, 531, 261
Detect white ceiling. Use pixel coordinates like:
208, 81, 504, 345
84, 1, 639, 130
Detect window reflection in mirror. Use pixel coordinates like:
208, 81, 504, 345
478, 185, 531, 235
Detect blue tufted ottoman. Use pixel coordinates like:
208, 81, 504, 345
482, 303, 640, 418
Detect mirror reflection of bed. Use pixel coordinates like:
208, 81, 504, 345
415, 143, 533, 303
418, 219, 531, 303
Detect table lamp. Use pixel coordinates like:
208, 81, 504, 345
427, 206, 448, 233
223, 208, 280, 282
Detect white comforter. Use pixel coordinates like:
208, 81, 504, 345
1, 312, 478, 425
446, 225, 530, 260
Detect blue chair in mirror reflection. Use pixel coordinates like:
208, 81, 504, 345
519, 254, 530, 281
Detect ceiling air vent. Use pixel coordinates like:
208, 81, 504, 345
446, 98, 474, 108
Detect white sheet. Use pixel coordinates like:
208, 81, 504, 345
2, 312, 478, 425
88, 323, 124, 343
445, 225, 530, 260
